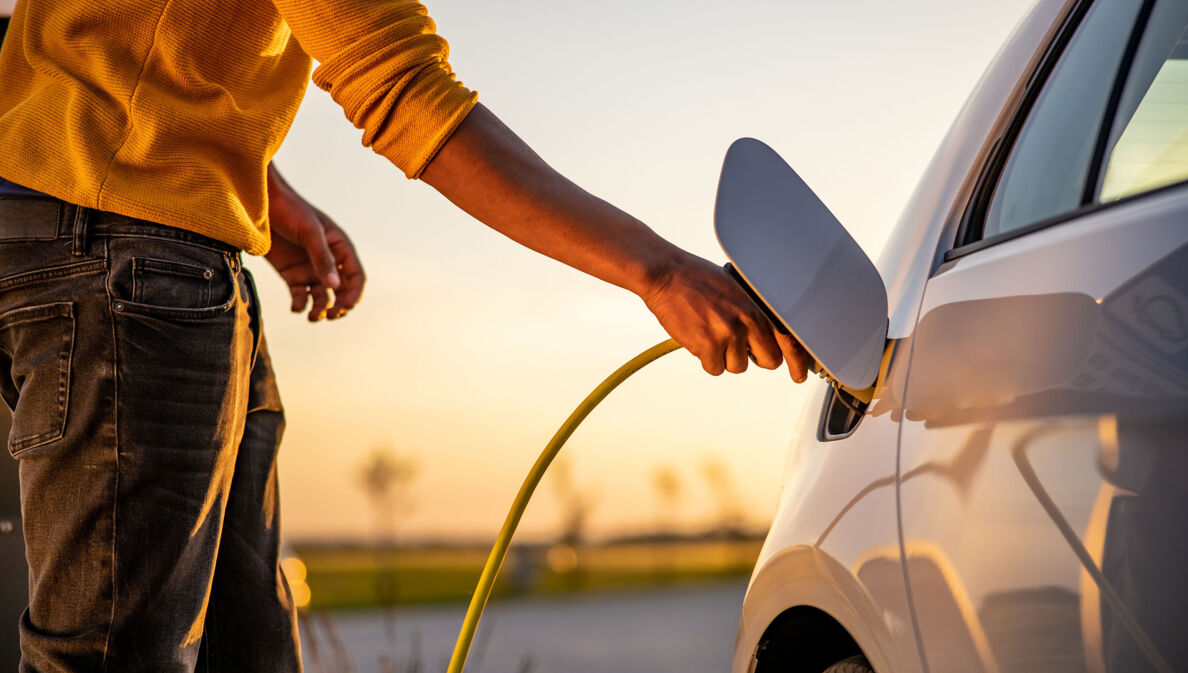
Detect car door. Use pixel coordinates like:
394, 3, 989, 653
896, 0, 1188, 672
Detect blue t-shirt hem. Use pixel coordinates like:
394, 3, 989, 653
0, 177, 47, 198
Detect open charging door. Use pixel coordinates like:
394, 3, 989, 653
715, 138, 888, 399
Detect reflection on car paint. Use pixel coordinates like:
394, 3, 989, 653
900, 233, 1188, 672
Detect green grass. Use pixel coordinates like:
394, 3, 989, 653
293, 539, 762, 611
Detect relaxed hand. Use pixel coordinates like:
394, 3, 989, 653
264, 167, 365, 321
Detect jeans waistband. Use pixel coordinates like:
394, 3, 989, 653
0, 196, 241, 254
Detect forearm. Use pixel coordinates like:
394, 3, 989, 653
420, 104, 685, 298
420, 103, 807, 380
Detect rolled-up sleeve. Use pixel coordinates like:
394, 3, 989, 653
272, 0, 477, 178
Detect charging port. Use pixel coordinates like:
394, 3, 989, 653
818, 385, 868, 441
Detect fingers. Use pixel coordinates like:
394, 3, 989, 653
744, 315, 783, 371
299, 215, 341, 290
723, 319, 750, 374
775, 330, 808, 383
696, 312, 769, 376
324, 218, 365, 319
695, 291, 786, 377
287, 283, 336, 322
289, 284, 308, 313
699, 344, 727, 376
699, 320, 790, 377
307, 284, 332, 322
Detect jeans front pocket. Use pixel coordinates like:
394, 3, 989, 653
0, 302, 74, 456
108, 236, 238, 321
132, 257, 213, 309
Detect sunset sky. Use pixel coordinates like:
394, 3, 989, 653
251, 0, 1037, 542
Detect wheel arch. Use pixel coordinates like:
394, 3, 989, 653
752, 605, 863, 673
733, 545, 909, 673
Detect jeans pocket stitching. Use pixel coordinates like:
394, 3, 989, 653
131, 257, 215, 307
114, 256, 235, 321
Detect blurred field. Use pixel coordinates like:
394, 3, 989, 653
293, 538, 762, 611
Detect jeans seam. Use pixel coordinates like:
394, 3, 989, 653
92, 229, 238, 254
241, 263, 263, 370
72, 205, 90, 257
0, 259, 107, 293
101, 236, 119, 672
60, 305, 73, 444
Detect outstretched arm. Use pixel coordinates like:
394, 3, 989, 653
421, 104, 806, 380
267, 0, 804, 376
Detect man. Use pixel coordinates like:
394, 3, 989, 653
0, 0, 807, 670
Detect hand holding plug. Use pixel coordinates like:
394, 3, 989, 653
641, 251, 808, 382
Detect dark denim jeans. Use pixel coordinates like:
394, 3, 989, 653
0, 197, 300, 671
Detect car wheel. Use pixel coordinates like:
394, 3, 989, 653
821, 655, 874, 673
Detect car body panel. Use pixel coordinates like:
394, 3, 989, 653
736, 347, 923, 673
899, 185, 1188, 673
739, 544, 915, 673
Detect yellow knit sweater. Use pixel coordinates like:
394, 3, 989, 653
0, 0, 477, 254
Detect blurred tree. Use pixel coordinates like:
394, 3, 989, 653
650, 464, 685, 582
357, 446, 419, 543
548, 456, 598, 547
547, 456, 598, 591
700, 456, 744, 537
356, 445, 419, 667
651, 465, 683, 537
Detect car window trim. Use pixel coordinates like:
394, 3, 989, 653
944, 177, 1188, 261
951, 0, 1097, 250
950, 0, 1163, 258
1082, 0, 1157, 203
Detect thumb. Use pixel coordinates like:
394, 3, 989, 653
300, 216, 340, 290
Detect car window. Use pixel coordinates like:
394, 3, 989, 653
982, 0, 1145, 239
1099, 4, 1188, 201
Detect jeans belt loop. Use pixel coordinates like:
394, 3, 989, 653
71, 205, 91, 256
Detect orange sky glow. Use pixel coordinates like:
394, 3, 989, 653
252, 0, 1037, 543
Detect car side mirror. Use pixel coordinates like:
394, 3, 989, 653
714, 138, 888, 392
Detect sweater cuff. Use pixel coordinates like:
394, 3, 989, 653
312, 28, 478, 180
373, 64, 477, 179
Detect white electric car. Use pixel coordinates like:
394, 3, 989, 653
725, 0, 1188, 672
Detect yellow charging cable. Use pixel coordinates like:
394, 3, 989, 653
446, 338, 682, 673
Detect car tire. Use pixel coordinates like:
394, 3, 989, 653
821, 655, 874, 673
